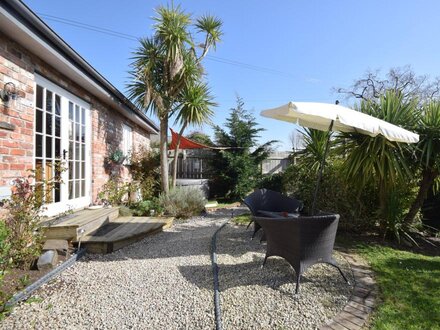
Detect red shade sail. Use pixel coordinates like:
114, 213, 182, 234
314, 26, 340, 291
169, 128, 212, 150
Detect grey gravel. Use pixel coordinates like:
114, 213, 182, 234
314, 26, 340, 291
1, 208, 353, 330
217, 222, 354, 330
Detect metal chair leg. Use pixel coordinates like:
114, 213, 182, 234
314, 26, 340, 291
251, 231, 256, 240
259, 231, 266, 243
328, 261, 350, 285
295, 273, 301, 294
261, 255, 268, 268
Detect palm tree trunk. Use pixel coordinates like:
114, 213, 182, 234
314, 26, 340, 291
403, 168, 439, 228
171, 123, 187, 189
378, 179, 388, 238
159, 118, 169, 195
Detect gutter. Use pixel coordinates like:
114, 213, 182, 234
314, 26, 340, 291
0, 0, 159, 134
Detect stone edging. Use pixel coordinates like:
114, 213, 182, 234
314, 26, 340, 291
5, 248, 87, 308
210, 219, 230, 330
320, 252, 377, 330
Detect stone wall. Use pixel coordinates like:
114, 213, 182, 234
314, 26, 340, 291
0, 34, 153, 203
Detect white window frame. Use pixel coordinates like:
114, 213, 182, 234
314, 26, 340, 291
122, 123, 133, 165
35, 74, 92, 216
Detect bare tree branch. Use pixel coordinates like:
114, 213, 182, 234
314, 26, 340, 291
334, 66, 440, 104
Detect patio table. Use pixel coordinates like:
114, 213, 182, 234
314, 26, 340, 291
257, 210, 300, 218
255, 211, 300, 242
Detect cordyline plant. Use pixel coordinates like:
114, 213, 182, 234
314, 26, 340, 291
127, 4, 222, 195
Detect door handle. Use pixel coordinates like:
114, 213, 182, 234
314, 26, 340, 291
63, 149, 68, 159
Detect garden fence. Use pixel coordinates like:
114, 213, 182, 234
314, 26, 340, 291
171, 150, 293, 179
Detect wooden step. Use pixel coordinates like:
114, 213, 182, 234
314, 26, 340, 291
43, 207, 119, 241
81, 216, 174, 254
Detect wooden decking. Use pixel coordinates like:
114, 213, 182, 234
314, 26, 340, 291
42, 207, 120, 241
81, 216, 174, 254
42, 207, 174, 254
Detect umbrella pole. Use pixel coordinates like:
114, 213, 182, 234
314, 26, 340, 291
311, 120, 334, 215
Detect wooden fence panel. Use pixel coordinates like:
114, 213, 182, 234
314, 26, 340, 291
173, 150, 292, 179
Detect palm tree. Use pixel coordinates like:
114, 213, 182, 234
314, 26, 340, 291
127, 5, 222, 194
296, 128, 333, 174
341, 91, 418, 235
171, 82, 216, 188
403, 100, 440, 227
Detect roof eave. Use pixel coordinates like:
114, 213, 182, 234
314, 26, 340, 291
0, 0, 159, 134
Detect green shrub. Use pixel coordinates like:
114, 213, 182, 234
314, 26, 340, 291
379, 180, 419, 242
257, 173, 284, 192
231, 213, 251, 226
128, 147, 160, 200
97, 180, 129, 206
283, 159, 378, 232
130, 198, 163, 216
0, 221, 10, 282
1, 176, 46, 270
159, 188, 206, 219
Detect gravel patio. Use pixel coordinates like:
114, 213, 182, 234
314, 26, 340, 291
1, 208, 354, 329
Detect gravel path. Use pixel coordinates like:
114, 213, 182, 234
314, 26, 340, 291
1, 208, 354, 330
1, 211, 233, 330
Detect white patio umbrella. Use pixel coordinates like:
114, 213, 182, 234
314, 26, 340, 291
261, 101, 419, 214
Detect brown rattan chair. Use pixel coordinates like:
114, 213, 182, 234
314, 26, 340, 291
254, 213, 349, 294
243, 189, 303, 238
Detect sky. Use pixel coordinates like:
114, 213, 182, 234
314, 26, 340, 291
22, 0, 440, 150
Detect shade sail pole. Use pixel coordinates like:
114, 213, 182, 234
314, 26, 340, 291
311, 120, 334, 215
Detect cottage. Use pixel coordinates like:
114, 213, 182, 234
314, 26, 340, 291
0, 0, 158, 216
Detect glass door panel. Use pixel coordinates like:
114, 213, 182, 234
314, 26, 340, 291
34, 75, 91, 215
68, 102, 86, 200
34, 85, 62, 204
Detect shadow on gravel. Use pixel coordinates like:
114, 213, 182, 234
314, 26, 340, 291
79, 208, 252, 263
178, 222, 350, 297
178, 257, 347, 298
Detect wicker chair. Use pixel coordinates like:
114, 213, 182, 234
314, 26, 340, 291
254, 213, 349, 294
243, 189, 302, 238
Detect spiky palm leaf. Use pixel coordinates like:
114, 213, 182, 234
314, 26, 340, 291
296, 128, 333, 174
195, 15, 223, 59
154, 5, 191, 80
418, 101, 440, 169
339, 90, 418, 236
341, 91, 418, 190
126, 5, 222, 194
403, 100, 440, 226
174, 82, 216, 127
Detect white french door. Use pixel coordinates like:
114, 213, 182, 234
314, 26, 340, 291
34, 75, 91, 216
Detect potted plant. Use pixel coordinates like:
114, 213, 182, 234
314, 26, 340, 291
109, 149, 125, 165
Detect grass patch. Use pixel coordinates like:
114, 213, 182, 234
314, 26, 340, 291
231, 213, 251, 226
205, 200, 241, 209
216, 202, 240, 208
25, 296, 43, 304
357, 245, 440, 330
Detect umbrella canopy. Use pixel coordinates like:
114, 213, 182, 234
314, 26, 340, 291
261, 101, 419, 214
261, 102, 419, 143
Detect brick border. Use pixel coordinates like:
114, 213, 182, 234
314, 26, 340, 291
320, 252, 377, 330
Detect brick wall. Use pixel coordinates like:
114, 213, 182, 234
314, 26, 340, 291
0, 34, 154, 204
0, 34, 34, 192
90, 102, 151, 202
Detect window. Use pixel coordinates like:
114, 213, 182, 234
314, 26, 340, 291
122, 124, 133, 164
68, 102, 87, 199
